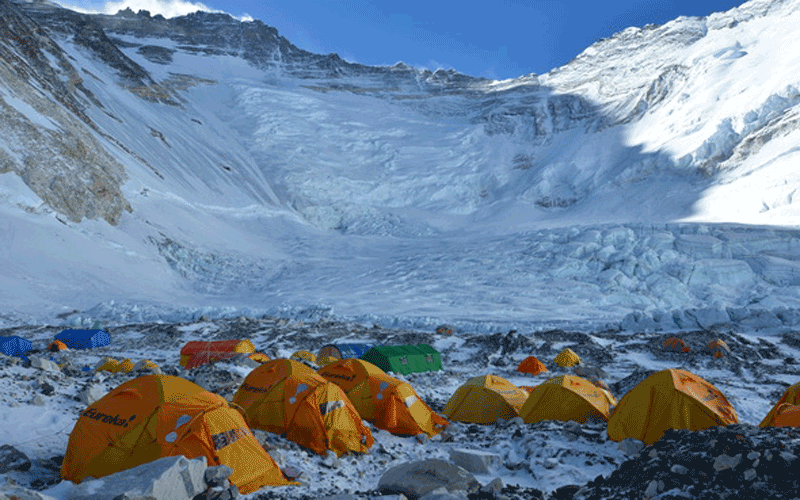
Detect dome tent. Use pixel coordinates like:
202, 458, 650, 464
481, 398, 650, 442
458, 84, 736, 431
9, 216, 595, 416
55, 329, 110, 349
318, 343, 375, 361
61, 374, 291, 493
180, 340, 255, 369
760, 382, 800, 427
318, 358, 448, 437
554, 348, 581, 367
517, 356, 548, 375
360, 344, 442, 375
232, 359, 373, 456
443, 375, 529, 424
520, 374, 616, 424
608, 368, 738, 445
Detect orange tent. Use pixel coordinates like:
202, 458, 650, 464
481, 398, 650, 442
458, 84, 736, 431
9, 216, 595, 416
770, 404, 800, 427
760, 382, 800, 427
517, 356, 548, 375
180, 340, 255, 369
318, 358, 448, 437
48, 340, 68, 352
608, 369, 738, 445
61, 375, 291, 494
663, 337, 691, 353
232, 359, 373, 456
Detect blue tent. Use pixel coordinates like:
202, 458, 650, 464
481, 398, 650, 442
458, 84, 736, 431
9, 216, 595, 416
54, 329, 111, 349
319, 343, 375, 360
0, 336, 33, 358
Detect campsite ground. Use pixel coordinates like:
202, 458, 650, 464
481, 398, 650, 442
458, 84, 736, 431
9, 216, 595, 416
0, 316, 798, 499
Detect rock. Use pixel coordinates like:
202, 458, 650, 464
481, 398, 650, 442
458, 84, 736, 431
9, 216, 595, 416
713, 453, 742, 471
132, 360, 163, 374
0, 445, 32, 473
78, 385, 107, 405
281, 464, 303, 480
779, 451, 796, 462
648, 449, 659, 459
66, 455, 207, 500
322, 450, 340, 468
319, 495, 361, 500
418, 486, 468, 500
617, 438, 644, 456
204, 465, 233, 487
0, 483, 58, 500
448, 448, 502, 474
670, 464, 688, 474
509, 417, 525, 426
29, 356, 60, 372
572, 365, 608, 381
643, 480, 659, 498
543, 458, 559, 469
416, 433, 429, 444
378, 459, 479, 499
478, 477, 503, 499
31, 394, 46, 406
744, 468, 757, 481
39, 381, 55, 396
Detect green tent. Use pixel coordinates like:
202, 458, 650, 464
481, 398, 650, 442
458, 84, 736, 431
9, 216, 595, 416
360, 344, 442, 375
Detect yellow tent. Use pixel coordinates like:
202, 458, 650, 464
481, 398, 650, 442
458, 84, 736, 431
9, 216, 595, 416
520, 375, 616, 424
443, 375, 529, 424
760, 382, 800, 427
95, 357, 120, 373
318, 358, 448, 437
554, 348, 581, 367
117, 359, 134, 373
608, 368, 738, 445
317, 355, 339, 367
290, 350, 318, 365
232, 359, 373, 456
133, 360, 160, 372
61, 374, 292, 493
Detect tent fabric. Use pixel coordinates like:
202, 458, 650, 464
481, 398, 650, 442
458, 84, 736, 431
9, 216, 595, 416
608, 369, 738, 445
760, 382, 800, 427
517, 356, 548, 375
318, 359, 448, 437
133, 360, 159, 372
249, 352, 270, 364
770, 404, 800, 427
663, 337, 691, 353
290, 350, 318, 365
554, 348, 581, 367
48, 340, 68, 352
180, 340, 255, 369
317, 355, 339, 367
360, 345, 442, 375
54, 330, 111, 349
318, 343, 375, 361
61, 374, 291, 493
520, 375, 617, 424
443, 375, 529, 424
0, 336, 33, 358
232, 359, 374, 456
95, 357, 120, 373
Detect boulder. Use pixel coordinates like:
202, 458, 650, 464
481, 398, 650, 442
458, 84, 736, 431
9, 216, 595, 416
378, 459, 479, 499
78, 385, 107, 405
0, 483, 58, 500
0, 445, 32, 473
29, 356, 60, 372
66, 455, 207, 500
448, 448, 502, 474
418, 487, 468, 500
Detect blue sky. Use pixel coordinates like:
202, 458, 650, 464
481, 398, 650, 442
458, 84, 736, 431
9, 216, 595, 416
64, 0, 748, 80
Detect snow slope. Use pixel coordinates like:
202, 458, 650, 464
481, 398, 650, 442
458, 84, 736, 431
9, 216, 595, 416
1, 0, 800, 333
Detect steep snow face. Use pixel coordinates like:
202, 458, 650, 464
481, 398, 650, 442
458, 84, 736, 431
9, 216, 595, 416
1, 0, 800, 329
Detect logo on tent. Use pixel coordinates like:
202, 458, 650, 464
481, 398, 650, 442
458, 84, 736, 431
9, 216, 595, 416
211, 428, 250, 451
81, 408, 136, 428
